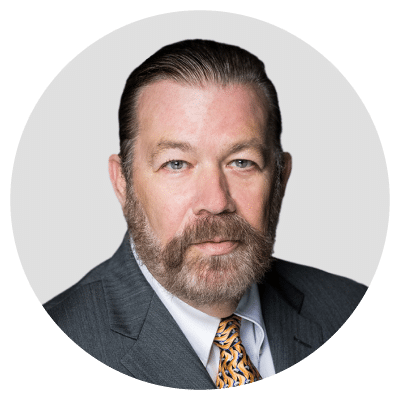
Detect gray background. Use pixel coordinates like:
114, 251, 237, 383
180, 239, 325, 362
11, 11, 389, 304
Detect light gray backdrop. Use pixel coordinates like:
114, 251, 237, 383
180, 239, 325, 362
11, 11, 389, 303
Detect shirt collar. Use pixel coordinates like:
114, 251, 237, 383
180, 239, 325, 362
235, 282, 265, 334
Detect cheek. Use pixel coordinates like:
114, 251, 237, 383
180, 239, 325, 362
231, 176, 271, 231
137, 179, 192, 245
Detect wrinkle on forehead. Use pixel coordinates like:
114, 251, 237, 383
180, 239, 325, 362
136, 80, 268, 143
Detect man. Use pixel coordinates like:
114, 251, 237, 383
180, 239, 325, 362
44, 39, 367, 389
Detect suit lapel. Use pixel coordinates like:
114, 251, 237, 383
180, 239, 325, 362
121, 294, 216, 389
102, 233, 215, 389
259, 268, 323, 373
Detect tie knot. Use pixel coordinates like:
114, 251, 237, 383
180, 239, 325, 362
213, 315, 242, 349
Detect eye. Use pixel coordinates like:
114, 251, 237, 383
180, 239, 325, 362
229, 159, 255, 169
163, 160, 188, 171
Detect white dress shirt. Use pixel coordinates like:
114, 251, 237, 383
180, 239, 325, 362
130, 239, 275, 381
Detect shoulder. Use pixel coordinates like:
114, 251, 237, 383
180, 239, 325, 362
43, 258, 112, 337
43, 233, 153, 344
272, 257, 367, 297
42, 255, 136, 372
43, 257, 111, 311
269, 258, 368, 339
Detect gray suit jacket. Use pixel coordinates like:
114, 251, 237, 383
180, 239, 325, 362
44, 233, 367, 389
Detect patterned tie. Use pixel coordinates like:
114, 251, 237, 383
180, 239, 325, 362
213, 314, 262, 388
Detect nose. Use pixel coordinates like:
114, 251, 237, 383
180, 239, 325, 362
192, 167, 236, 216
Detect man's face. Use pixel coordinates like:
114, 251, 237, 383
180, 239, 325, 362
112, 80, 289, 309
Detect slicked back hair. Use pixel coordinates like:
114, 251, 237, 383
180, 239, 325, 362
118, 39, 283, 186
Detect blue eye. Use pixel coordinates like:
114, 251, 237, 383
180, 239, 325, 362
165, 160, 187, 170
231, 159, 254, 169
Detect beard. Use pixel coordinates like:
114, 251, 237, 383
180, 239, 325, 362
124, 179, 282, 307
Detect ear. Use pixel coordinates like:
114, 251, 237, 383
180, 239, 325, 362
281, 152, 292, 195
108, 154, 127, 209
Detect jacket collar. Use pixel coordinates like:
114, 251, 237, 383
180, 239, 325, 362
101, 232, 153, 339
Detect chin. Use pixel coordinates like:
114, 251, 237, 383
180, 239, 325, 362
162, 249, 264, 307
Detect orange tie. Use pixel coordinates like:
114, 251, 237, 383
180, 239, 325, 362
213, 315, 262, 388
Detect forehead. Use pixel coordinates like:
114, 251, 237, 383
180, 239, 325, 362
135, 80, 269, 149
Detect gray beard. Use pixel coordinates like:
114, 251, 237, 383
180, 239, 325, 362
124, 183, 281, 307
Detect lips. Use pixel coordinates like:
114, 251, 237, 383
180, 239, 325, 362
191, 239, 239, 256
192, 237, 235, 244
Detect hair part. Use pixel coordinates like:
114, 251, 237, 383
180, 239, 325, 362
118, 39, 283, 186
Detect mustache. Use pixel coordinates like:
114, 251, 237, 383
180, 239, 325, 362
162, 213, 271, 269
171, 214, 260, 246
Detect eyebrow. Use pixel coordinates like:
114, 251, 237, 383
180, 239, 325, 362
150, 140, 194, 163
149, 137, 270, 164
225, 138, 268, 158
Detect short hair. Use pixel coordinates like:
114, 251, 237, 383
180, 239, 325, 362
118, 39, 283, 184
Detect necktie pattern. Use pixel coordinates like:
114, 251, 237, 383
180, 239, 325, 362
213, 315, 262, 388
